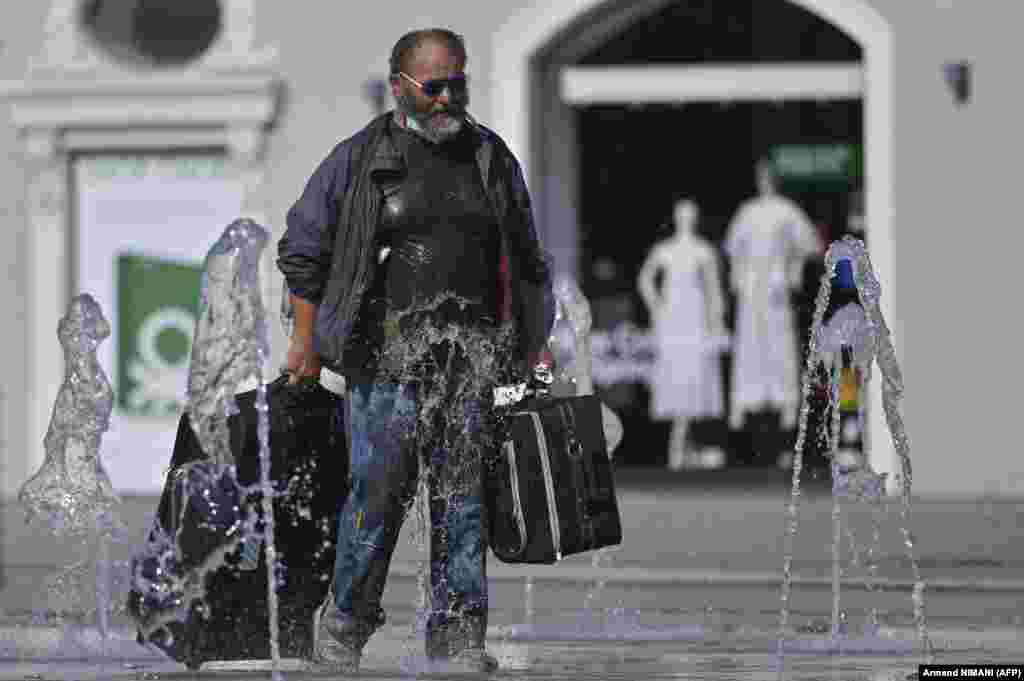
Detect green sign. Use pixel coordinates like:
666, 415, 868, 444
117, 253, 202, 418
86, 156, 228, 181
770, 144, 862, 190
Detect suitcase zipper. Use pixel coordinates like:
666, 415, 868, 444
527, 411, 562, 561
503, 439, 529, 557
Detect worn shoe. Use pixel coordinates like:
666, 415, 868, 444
313, 607, 377, 673
426, 613, 498, 673
315, 635, 362, 673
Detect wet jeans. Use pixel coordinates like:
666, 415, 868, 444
332, 379, 489, 647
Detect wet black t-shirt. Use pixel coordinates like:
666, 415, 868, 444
343, 121, 501, 384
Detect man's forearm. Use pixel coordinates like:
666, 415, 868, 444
290, 293, 318, 342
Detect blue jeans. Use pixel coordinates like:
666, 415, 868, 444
332, 379, 490, 644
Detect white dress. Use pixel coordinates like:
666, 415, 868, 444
724, 195, 821, 429
641, 235, 726, 421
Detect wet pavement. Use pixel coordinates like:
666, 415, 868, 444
2, 472, 1022, 680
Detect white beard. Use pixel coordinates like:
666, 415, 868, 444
398, 96, 465, 143
426, 112, 464, 139
408, 111, 463, 143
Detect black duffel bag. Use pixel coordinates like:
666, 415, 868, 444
485, 392, 622, 564
127, 375, 347, 669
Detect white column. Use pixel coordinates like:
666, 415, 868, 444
228, 125, 269, 225
862, 32, 898, 496
18, 129, 70, 499
227, 124, 277, 375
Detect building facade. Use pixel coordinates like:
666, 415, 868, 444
1, 0, 1020, 497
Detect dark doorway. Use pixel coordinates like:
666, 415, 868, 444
577, 99, 863, 288
577, 99, 863, 474
531, 0, 867, 477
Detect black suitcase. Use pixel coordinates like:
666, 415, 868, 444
486, 393, 622, 564
127, 375, 347, 669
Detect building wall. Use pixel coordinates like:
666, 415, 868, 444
1, 0, 1021, 497
863, 0, 1022, 495
0, 3, 50, 499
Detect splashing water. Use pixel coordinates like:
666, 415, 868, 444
549, 276, 594, 397
342, 278, 524, 665
127, 220, 286, 677
548, 276, 627, 455
131, 462, 253, 642
17, 294, 129, 634
189, 219, 283, 677
836, 238, 932, 661
186, 221, 267, 469
579, 545, 620, 631
19, 294, 120, 535
242, 222, 286, 678
407, 472, 431, 648
837, 476, 886, 635
776, 236, 932, 666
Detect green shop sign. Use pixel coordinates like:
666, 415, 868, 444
87, 156, 227, 181
770, 144, 863, 190
117, 253, 203, 418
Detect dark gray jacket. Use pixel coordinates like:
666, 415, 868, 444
277, 112, 555, 374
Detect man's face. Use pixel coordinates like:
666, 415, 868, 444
392, 39, 468, 141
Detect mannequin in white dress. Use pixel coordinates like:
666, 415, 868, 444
637, 199, 728, 470
724, 161, 822, 435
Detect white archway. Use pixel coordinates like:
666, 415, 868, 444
490, 0, 897, 491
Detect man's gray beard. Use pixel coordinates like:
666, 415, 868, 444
396, 95, 465, 144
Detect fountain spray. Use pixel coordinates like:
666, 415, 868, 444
18, 294, 127, 639
776, 236, 931, 663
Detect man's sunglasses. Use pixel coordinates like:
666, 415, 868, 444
398, 71, 468, 98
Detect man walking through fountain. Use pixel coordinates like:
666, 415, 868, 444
277, 28, 555, 673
